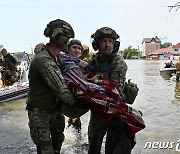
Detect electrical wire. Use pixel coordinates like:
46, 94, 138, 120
160, 11, 170, 39
164, 10, 177, 39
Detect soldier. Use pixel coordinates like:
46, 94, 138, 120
175, 57, 180, 81
0, 47, 19, 86
26, 19, 76, 154
88, 27, 136, 154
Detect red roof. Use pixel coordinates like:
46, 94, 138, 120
151, 47, 173, 55
172, 44, 180, 48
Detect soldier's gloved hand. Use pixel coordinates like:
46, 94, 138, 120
123, 79, 139, 104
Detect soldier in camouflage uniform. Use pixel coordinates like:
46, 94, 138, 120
26, 19, 76, 154
0, 48, 19, 86
88, 27, 134, 154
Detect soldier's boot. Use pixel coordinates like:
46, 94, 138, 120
53, 143, 62, 154
54, 149, 60, 154
176, 73, 180, 81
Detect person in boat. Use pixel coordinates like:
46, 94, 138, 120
164, 61, 175, 68
26, 19, 76, 154
0, 47, 20, 86
175, 57, 180, 81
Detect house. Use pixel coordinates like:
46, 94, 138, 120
172, 43, 180, 56
150, 43, 180, 60
141, 36, 161, 57
150, 47, 173, 60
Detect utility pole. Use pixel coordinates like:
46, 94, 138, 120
168, 1, 180, 12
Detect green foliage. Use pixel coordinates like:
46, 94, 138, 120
160, 42, 172, 48
123, 46, 138, 59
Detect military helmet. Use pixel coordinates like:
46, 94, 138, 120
44, 19, 75, 39
91, 27, 119, 40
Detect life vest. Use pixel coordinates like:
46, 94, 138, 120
89, 53, 118, 79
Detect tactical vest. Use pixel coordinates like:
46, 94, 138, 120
89, 53, 117, 79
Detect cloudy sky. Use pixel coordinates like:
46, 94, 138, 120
1, 0, 180, 53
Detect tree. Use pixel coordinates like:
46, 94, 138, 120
160, 42, 172, 48
123, 46, 138, 59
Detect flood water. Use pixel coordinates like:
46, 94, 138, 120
0, 60, 180, 154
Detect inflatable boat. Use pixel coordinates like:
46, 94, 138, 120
0, 52, 30, 103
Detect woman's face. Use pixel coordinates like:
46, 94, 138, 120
68, 44, 82, 58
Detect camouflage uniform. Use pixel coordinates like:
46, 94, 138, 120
26, 46, 76, 154
88, 52, 129, 154
175, 60, 180, 81
1, 53, 19, 86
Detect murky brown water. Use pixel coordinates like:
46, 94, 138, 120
0, 60, 180, 154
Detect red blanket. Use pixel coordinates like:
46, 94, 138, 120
68, 78, 145, 138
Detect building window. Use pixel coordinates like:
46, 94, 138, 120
175, 49, 178, 51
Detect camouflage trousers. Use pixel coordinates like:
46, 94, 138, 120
2, 71, 19, 86
105, 118, 134, 154
88, 112, 133, 154
88, 111, 108, 154
27, 107, 65, 154
176, 72, 180, 81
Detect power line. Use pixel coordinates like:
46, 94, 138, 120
168, 1, 180, 12
161, 1, 180, 39
0, 4, 176, 8
119, 11, 180, 31
117, 2, 180, 39
160, 11, 170, 38
119, 10, 168, 30
164, 10, 177, 38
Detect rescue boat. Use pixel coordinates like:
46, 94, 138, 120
0, 81, 29, 103
0, 52, 30, 103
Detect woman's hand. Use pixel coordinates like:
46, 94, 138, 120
79, 60, 88, 68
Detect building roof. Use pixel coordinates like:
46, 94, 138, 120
142, 36, 161, 44
151, 47, 173, 55
172, 43, 180, 48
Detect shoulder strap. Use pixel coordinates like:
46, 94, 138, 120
89, 53, 119, 76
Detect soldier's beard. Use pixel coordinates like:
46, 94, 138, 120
100, 49, 113, 57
